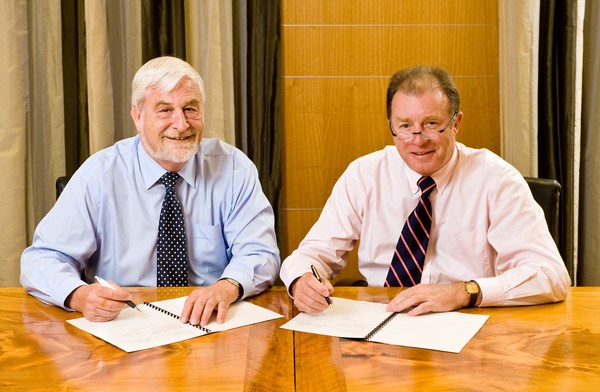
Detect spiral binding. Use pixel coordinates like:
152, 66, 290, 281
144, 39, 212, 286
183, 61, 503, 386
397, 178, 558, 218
364, 312, 398, 341
143, 302, 212, 334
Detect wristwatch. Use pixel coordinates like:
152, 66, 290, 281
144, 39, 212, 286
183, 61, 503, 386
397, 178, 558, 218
465, 280, 480, 308
220, 277, 244, 301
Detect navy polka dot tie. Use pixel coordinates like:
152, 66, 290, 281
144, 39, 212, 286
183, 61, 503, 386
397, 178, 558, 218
385, 176, 436, 287
157, 172, 189, 287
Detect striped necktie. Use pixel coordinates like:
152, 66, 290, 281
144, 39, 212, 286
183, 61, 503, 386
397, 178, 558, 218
385, 176, 436, 287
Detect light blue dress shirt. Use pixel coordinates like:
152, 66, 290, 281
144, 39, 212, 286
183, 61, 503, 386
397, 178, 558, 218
21, 136, 280, 309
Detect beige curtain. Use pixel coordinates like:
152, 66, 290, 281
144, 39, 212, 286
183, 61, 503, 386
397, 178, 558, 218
571, 0, 585, 284
498, 0, 539, 176
0, 0, 65, 286
185, 0, 236, 143
106, 0, 142, 141
86, 0, 143, 153
0, 0, 235, 286
86, 0, 116, 153
88, 0, 142, 147
86, 0, 237, 148
0, 0, 30, 286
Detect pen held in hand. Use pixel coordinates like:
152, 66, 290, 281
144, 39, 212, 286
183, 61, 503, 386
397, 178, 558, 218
94, 275, 141, 312
310, 265, 334, 310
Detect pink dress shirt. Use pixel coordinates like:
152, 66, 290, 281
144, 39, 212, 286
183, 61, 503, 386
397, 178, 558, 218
280, 143, 571, 306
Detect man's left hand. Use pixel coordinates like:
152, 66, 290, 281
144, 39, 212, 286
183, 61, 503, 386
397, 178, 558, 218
386, 282, 471, 316
180, 280, 239, 326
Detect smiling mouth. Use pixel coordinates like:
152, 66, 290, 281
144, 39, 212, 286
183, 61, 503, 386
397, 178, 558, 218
164, 134, 195, 141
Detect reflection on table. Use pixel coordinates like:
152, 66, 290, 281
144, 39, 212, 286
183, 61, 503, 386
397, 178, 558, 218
0, 286, 294, 391
294, 287, 600, 391
2, 286, 598, 391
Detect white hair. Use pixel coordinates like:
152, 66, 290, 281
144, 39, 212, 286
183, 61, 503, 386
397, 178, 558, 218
131, 56, 206, 112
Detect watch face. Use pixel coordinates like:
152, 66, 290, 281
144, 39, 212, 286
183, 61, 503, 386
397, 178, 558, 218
466, 282, 479, 294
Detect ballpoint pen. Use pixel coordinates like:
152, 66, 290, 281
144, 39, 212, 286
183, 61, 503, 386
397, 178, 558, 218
310, 265, 334, 310
94, 276, 141, 312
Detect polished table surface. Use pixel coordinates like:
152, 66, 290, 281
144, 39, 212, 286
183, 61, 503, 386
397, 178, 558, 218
297, 287, 600, 391
0, 286, 294, 391
1, 287, 599, 391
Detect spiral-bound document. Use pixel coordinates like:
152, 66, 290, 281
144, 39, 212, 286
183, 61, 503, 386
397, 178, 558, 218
67, 296, 283, 352
280, 297, 488, 353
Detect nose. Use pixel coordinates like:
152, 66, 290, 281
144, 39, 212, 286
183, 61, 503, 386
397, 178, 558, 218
410, 132, 428, 145
172, 108, 189, 130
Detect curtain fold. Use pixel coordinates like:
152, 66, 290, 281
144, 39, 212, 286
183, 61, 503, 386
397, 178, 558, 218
0, 0, 29, 286
0, 0, 65, 286
0, 0, 282, 287
85, 0, 116, 154
141, 0, 186, 62
61, 0, 89, 172
538, 0, 583, 283
106, 0, 142, 141
498, 0, 539, 176
86, 0, 143, 152
245, 0, 282, 243
579, 0, 600, 285
233, 0, 249, 152
27, 0, 67, 229
185, 0, 236, 143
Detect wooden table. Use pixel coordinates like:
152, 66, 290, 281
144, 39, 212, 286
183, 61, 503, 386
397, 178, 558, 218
295, 287, 600, 391
2, 287, 599, 391
0, 286, 294, 391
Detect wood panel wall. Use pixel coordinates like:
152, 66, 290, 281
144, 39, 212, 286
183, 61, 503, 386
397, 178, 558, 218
280, 0, 499, 282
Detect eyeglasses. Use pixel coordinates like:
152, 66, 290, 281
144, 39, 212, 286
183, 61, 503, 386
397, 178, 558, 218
389, 112, 458, 141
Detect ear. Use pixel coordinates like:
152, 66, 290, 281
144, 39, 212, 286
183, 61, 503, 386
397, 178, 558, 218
453, 111, 464, 135
131, 105, 143, 134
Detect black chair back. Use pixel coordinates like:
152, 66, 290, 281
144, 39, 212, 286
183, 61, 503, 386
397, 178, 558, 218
524, 177, 561, 244
55, 176, 71, 199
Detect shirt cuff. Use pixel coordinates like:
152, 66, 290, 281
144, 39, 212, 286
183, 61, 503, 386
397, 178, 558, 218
475, 277, 505, 307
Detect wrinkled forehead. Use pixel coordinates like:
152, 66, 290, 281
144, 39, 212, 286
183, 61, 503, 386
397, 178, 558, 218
390, 88, 450, 118
148, 76, 201, 98
138, 77, 203, 112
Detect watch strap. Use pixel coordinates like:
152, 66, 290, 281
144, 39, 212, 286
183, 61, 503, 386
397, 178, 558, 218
219, 277, 244, 301
466, 280, 479, 308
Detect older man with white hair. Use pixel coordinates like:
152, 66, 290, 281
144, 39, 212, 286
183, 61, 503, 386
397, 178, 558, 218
21, 56, 280, 327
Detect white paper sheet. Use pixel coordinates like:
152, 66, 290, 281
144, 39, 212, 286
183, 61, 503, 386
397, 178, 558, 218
280, 297, 488, 353
67, 297, 283, 352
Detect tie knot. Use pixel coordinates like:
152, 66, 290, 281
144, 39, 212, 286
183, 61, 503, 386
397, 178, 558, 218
160, 172, 180, 190
417, 176, 436, 196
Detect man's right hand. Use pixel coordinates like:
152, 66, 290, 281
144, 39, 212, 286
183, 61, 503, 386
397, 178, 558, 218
65, 282, 131, 322
291, 271, 334, 314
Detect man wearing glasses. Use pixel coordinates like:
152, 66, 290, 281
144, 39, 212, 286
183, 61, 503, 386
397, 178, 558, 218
280, 65, 570, 315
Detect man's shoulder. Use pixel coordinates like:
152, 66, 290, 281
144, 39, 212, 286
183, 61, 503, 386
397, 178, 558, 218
200, 138, 254, 166
457, 143, 513, 170
349, 145, 397, 168
200, 138, 237, 155
455, 143, 521, 187
77, 136, 138, 175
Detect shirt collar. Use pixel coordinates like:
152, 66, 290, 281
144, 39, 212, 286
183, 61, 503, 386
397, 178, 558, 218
401, 143, 459, 195
430, 144, 459, 195
136, 136, 198, 189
